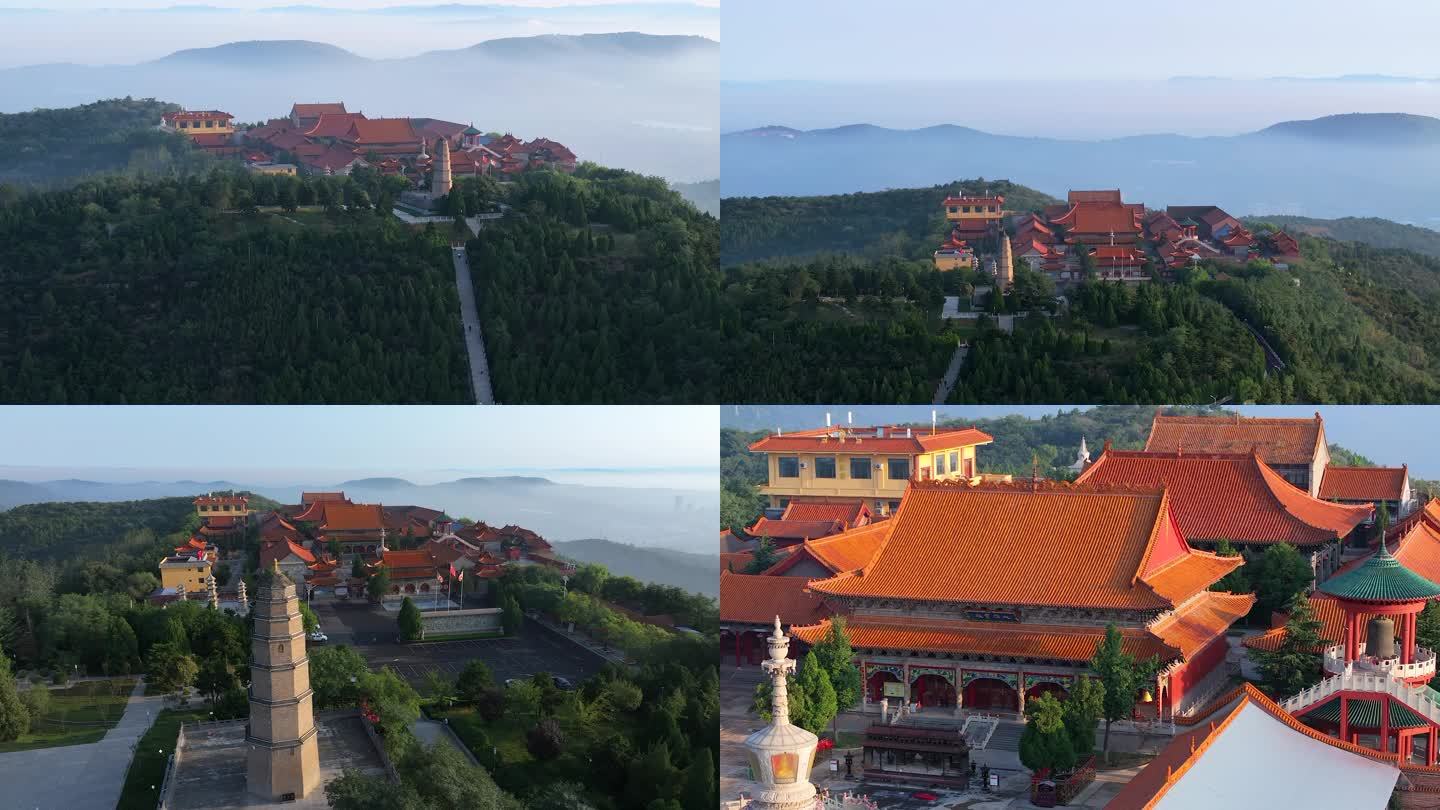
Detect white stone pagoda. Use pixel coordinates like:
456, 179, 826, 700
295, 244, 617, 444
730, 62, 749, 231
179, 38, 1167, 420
743, 616, 820, 810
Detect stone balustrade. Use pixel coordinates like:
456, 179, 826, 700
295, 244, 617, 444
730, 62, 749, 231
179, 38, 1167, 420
1322, 643, 1437, 680
1282, 667, 1440, 728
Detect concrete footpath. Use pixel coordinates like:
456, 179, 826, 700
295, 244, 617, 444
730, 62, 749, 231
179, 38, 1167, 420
452, 246, 496, 404
0, 678, 165, 810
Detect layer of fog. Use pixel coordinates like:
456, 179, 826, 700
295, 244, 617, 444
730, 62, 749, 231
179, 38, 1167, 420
723, 79, 1440, 140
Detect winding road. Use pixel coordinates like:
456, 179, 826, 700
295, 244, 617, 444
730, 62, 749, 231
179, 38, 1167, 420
452, 246, 496, 404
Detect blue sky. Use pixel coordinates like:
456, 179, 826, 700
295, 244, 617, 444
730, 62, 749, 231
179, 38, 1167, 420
0, 406, 718, 486
721, 406, 1440, 480
722, 0, 1440, 82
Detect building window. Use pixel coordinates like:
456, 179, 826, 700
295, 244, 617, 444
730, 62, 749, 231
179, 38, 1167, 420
965, 457, 975, 477
850, 458, 872, 480
935, 454, 947, 476
777, 457, 800, 478
950, 451, 960, 474
888, 458, 910, 481
888, 500, 901, 513
205, 120, 214, 128
814, 457, 836, 479
961, 206, 972, 213
778, 498, 790, 509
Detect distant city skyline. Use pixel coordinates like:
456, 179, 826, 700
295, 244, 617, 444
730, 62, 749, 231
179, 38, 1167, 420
0, 406, 718, 489
723, 0, 1440, 83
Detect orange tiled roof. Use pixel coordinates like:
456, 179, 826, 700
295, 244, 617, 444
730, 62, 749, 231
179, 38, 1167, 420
377, 547, 440, 579
1108, 684, 1400, 810
1389, 505, 1440, 584
780, 501, 872, 524
1145, 412, 1324, 467
748, 425, 994, 455
1242, 592, 1351, 653
1075, 450, 1371, 547
746, 517, 846, 542
807, 481, 1230, 611
766, 520, 891, 576
342, 117, 419, 145
1150, 592, 1255, 658
1319, 466, 1408, 502
320, 503, 385, 531
292, 102, 347, 118
719, 570, 829, 627
305, 112, 367, 139
302, 491, 348, 504
259, 538, 316, 569
792, 615, 1177, 663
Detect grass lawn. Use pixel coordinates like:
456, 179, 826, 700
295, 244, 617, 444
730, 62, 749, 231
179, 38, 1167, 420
0, 677, 138, 753
114, 709, 208, 810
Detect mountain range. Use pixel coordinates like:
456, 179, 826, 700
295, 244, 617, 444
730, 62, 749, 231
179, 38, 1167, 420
0, 474, 716, 557
721, 113, 1440, 226
0, 33, 718, 181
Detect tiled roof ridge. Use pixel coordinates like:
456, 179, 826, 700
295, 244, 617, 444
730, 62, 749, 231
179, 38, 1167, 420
1173, 685, 1246, 726
1255, 458, 1373, 525
1133, 488, 1175, 587
910, 477, 1166, 497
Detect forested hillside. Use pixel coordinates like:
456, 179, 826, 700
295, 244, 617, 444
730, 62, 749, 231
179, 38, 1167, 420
0, 167, 471, 403
0, 98, 211, 187
720, 179, 1060, 265
719, 177, 1440, 404
469, 165, 724, 403
1247, 215, 1440, 259
0, 497, 195, 562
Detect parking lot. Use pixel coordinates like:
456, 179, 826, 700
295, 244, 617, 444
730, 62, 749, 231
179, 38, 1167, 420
310, 599, 605, 688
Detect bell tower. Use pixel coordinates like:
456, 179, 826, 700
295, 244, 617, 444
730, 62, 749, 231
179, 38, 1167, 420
246, 562, 321, 800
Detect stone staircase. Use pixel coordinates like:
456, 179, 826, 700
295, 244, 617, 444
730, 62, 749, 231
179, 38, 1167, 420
1282, 667, 1440, 723
987, 721, 1026, 752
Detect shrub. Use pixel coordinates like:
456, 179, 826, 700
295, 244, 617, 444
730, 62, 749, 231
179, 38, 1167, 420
476, 687, 506, 722
526, 717, 564, 761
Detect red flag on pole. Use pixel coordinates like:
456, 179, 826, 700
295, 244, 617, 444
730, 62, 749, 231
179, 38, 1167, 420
449, 563, 458, 579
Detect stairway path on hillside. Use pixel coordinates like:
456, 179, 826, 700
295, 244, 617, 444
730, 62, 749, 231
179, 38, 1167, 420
452, 246, 496, 404
933, 342, 968, 404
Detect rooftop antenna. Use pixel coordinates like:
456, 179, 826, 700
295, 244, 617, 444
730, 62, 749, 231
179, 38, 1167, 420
826, 412, 831, 428
847, 411, 853, 426
931, 409, 937, 436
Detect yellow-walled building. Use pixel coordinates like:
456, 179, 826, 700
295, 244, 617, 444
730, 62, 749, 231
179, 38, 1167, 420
194, 493, 250, 520
159, 546, 214, 593
944, 194, 1005, 227
748, 422, 994, 517
161, 110, 235, 137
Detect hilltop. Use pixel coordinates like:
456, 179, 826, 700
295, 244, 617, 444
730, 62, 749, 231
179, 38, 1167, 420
1256, 113, 1440, 146
719, 177, 1440, 403
1245, 214, 1440, 260
721, 179, 1059, 265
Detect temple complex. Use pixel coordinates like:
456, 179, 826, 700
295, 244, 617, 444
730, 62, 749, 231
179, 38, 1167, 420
936, 187, 1301, 286
792, 481, 1253, 720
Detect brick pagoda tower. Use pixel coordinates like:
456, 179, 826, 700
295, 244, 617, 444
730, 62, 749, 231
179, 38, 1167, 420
246, 561, 321, 801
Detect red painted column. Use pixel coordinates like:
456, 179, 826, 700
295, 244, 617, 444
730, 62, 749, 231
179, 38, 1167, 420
1405, 612, 1417, 665
733, 633, 740, 666
1345, 610, 1357, 663
1381, 698, 1391, 754
1430, 728, 1437, 767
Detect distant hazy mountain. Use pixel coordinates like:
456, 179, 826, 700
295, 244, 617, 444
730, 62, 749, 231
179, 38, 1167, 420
1257, 113, 1440, 146
154, 40, 367, 69
721, 113, 1440, 225
671, 178, 718, 216
0, 32, 718, 182
0, 474, 715, 556
552, 538, 717, 597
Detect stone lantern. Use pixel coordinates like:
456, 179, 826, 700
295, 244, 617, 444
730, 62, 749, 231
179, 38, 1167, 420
743, 617, 819, 810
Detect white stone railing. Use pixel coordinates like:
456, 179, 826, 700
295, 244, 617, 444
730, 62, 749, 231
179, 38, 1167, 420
1322, 643, 1437, 680
1282, 667, 1440, 727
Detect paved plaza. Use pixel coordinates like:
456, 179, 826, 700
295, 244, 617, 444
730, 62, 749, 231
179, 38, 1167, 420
0, 678, 164, 810
165, 713, 386, 809
313, 599, 605, 687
